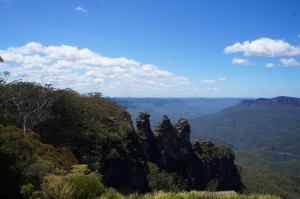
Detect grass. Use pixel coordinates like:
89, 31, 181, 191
100, 191, 281, 199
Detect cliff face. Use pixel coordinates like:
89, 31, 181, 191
153, 115, 179, 166
142, 115, 194, 167
175, 118, 193, 161
136, 113, 243, 191
241, 96, 300, 106
136, 112, 155, 149
192, 141, 242, 191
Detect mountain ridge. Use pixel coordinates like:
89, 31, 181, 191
191, 96, 300, 156
240, 96, 300, 106
112, 97, 242, 127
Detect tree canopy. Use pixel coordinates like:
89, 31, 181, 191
0, 80, 254, 198
1, 81, 58, 135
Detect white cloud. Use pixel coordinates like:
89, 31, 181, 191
218, 77, 226, 81
200, 79, 216, 84
0, 42, 189, 96
75, 6, 87, 13
224, 37, 300, 57
210, 87, 221, 91
231, 58, 251, 65
280, 58, 300, 67
265, 63, 274, 68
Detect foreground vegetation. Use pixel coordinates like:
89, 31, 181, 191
100, 191, 280, 199
0, 78, 295, 199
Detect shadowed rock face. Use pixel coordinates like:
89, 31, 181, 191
136, 112, 157, 161
153, 115, 179, 166
136, 112, 154, 148
135, 113, 243, 191
192, 140, 202, 154
175, 118, 192, 160
137, 113, 192, 166
192, 140, 240, 191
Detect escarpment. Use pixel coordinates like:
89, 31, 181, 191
136, 113, 243, 191
153, 115, 180, 166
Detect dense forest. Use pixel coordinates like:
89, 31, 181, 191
1, 77, 296, 199
0, 79, 246, 198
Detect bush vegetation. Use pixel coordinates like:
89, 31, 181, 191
0, 80, 290, 199
101, 191, 280, 199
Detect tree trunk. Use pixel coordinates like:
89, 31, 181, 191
23, 123, 28, 136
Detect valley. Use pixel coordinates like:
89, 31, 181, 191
116, 96, 300, 198
112, 97, 242, 127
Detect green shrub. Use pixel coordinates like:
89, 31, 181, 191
65, 172, 105, 199
20, 183, 41, 199
41, 175, 75, 199
146, 162, 187, 192
41, 164, 105, 199
206, 179, 218, 192
101, 188, 123, 199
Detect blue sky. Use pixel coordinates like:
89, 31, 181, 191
1, 0, 300, 97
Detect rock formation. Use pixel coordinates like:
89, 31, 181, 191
135, 112, 243, 191
175, 118, 192, 161
192, 140, 202, 154
153, 115, 179, 166
136, 112, 154, 149
192, 140, 242, 191
136, 112, 156, 160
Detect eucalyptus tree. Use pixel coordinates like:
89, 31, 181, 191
0, 56, 4, 84
1, 81, 58, 135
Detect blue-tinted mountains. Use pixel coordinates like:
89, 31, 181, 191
112, 98, 241, 127
191, 96, 300, 157
240, 96, 300, 106
189, 96, 300, 198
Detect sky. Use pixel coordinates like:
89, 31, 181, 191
1, 0, 300, 98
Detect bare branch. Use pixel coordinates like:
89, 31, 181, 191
1, 81, 58, 135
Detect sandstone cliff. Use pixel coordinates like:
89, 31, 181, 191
136, 113, 243, 191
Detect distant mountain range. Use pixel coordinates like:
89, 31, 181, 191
240, 96, 300, 106
190, 96, 300, 157
111, 98, 241, 127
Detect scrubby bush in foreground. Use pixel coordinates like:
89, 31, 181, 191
101, 191, 280, 199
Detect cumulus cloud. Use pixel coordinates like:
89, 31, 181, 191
0, 42, 189, 96
265, 63, 274, 68
231, 58, 251, 65
75, 6, 87, 13
280, 58, 300, 67
200, 79, 216, 84
224, 37, 300, 57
